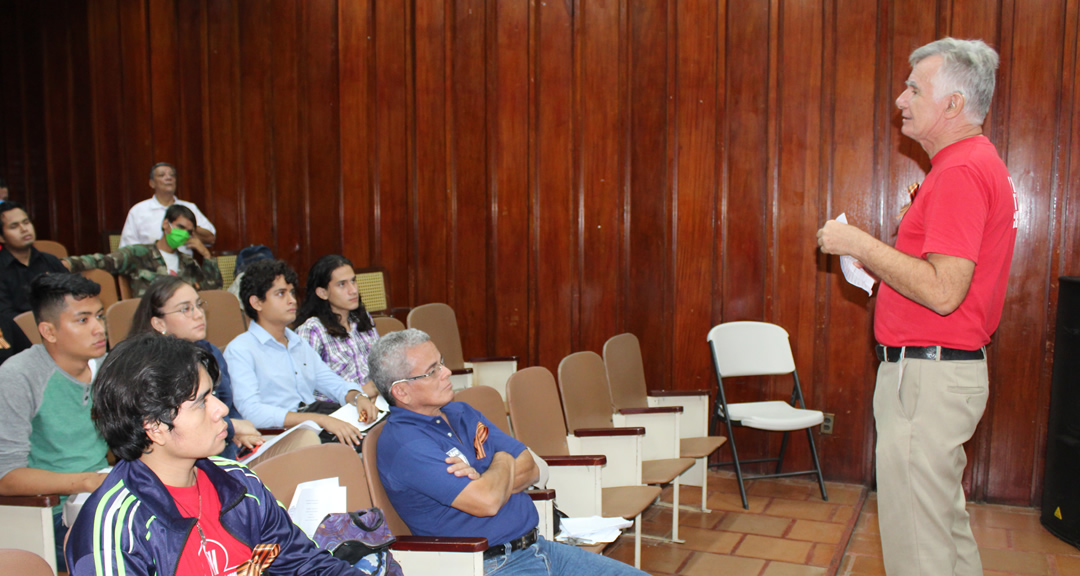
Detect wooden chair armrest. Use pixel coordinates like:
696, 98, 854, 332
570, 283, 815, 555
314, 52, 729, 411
450, 368, 475, 377
526, 489, 556, 501
392, 536, 487, 553
466, 356, 519, 363
573, 427, 645, 437
649, 389, 711, 397
257, 428, 286, 436
541, 455, 607, 466
617, 406, 682, 415
0, 494, 61, 507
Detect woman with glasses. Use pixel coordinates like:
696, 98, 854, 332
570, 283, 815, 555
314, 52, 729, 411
131, 276, 262, 459
294, 255, 382, 405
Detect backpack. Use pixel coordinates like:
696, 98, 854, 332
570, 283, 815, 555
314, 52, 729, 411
313, 508, 404, 576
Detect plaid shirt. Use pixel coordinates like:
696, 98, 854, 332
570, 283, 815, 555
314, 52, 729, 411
295, 314, 380, 386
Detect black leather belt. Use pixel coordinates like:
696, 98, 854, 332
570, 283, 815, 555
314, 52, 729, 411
483, 528, 538, 559
876, 345, 984, 363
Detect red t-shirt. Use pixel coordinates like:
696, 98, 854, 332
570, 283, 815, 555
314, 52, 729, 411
166, 469, 252, 575
874, 136, 1017, 349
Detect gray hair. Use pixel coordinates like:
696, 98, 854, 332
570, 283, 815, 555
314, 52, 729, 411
149, 162, 176, 180
910, 37, 999, 125
368, 328, 431, 406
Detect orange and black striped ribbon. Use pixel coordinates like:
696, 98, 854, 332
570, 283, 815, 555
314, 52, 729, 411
236, 543, 280, 576
474, 422, 489, 460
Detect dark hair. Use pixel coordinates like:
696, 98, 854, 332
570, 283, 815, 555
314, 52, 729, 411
149, 162, 176, 180
0, 200, 27, 220
163, 204, 196, 227
131, 276, 191, 336
92, 334, 219, 461
235, 245, 274, 274
240, 259, 298, 320
295, 255, 373, 337
29, 273, 101, 324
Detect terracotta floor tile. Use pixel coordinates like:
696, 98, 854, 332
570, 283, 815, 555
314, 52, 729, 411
1054, 554, 1080, 574
845, 534, 883, 557
746, 479, 814, 500
787, 519, 847, 544
659, 484, 711, 508
808, 543, 836, 567
605, 539, 692, 574
764, 499, 837, 522
681, 551, 766, 576
969, 505, 1043, 532
647, 507, 726, 531
672, 525, 743, 555
760, 560, 827, 576
853, 512, 880, 535
734, 534, 813, 563
845, 554, 887, 575
978, 547, 1049, 575
862, 495, 878, 515
823, 483, 865, 505
831, 505, 856, 525
983, 571, 1012, 576
971, 525, 1010, 549
715, 511, 793, 537
640, 519, 673, 541
703, 471, 746, 494
707, 491, 770, 514
1010, 527, 1080, 555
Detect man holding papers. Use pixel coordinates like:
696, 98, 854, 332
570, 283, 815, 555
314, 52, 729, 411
66, 334, 363, 576
369, 329, 646, 576
817, 38, 1017, 576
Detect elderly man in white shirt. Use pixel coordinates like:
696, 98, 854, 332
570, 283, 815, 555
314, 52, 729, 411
119, 163, 216, 255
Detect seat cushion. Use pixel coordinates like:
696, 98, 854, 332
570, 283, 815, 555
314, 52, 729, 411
727, 401, 824, 431
680, 436, 727, 459
600, 485, 661, 519
641, 457, 695, 485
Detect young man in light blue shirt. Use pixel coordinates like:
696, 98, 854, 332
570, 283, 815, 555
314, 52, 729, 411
224, 259, 377, 447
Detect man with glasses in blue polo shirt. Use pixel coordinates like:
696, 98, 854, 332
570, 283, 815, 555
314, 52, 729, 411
369, 329, 646, 576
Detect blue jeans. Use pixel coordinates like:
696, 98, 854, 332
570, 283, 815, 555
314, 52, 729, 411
483, 536, 646, 576
53, 511, 68, 572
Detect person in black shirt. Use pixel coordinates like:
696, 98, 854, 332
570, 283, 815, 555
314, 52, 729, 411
0, 201, 68, 362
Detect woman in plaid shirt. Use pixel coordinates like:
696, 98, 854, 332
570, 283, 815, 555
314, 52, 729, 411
294, 255, 383, 403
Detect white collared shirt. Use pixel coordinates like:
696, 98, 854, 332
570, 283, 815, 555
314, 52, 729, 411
118, 196, 216, 255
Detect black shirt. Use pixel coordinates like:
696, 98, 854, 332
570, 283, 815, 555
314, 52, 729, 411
0, 246, 67, 360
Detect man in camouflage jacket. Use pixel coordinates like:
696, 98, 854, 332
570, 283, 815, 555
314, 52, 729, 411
64, 204, 221, 298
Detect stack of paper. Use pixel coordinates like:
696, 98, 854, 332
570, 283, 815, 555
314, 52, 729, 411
555, 516, 634, 545
289, 477, 348, 537
328, 395, 390, 432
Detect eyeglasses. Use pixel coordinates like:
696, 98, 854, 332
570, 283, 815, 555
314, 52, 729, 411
390, 357, 447, 389
162, 299, 206, 318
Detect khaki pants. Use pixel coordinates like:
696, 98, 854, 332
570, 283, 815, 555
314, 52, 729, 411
874, 357, 988, 576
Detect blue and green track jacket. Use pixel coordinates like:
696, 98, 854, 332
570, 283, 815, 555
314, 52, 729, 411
65, 456, 359, 576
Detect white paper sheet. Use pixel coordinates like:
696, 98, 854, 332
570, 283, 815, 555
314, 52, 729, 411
288, 477, 347, 537
555, 515, 634, 544
329, 396, 389, 432
239, 419, 323, 465
835, 213, 875, 296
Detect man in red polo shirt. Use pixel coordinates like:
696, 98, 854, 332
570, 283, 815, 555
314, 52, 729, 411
817, 38, 1017, 576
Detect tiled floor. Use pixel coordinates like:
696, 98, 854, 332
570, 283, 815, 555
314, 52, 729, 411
838, 494, 1080, 576
600, 471, 1080, 576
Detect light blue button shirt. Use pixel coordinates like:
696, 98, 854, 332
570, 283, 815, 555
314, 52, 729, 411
224, 321, 355, 428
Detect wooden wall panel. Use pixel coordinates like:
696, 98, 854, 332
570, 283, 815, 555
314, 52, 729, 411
626, 0, 672, 391
3, 0, 1078, 505
449, 0, 489, 357
533, 0, 575, 370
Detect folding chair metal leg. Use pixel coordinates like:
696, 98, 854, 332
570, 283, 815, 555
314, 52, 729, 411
720, 416, 749, 509
805, 427, 829, 501
775, 431, 790, 475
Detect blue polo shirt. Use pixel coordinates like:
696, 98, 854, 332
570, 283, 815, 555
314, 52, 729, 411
377, 402, 538, 546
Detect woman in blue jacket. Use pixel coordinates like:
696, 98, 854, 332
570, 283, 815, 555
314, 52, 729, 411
65, 334, 360, 576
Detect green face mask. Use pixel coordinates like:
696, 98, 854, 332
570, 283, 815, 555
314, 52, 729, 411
165, 227, 190, 249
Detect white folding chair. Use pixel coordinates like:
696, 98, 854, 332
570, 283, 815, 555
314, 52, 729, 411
706, 321, 828, 509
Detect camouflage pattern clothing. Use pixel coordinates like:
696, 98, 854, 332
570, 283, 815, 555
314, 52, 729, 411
65, 244, 222, 298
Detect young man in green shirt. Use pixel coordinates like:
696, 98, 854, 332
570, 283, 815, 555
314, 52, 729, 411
0, 273, 110, 569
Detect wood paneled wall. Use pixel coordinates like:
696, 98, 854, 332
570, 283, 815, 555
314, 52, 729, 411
2, 0, 1077, 506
